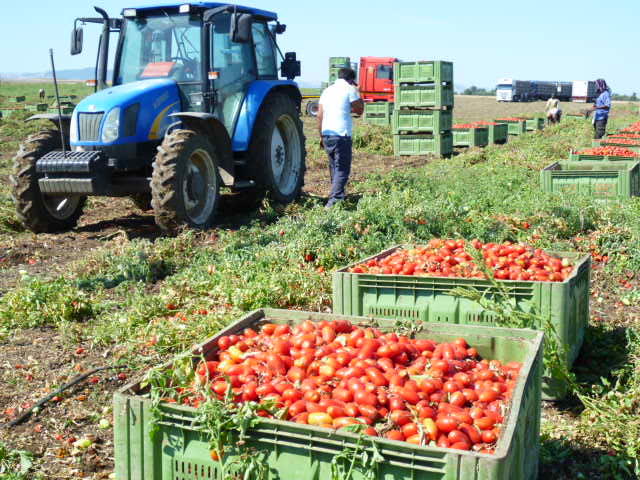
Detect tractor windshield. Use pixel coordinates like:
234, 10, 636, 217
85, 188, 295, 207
116, 13, 202, 85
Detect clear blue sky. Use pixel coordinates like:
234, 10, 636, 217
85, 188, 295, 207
1, 0, 638, 93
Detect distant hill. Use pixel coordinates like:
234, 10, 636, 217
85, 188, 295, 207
1, 68, 111, 81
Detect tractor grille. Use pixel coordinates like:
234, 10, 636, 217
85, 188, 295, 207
78, 112, 104, 141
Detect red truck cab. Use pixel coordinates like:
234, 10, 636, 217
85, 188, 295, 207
359, 57, 399, 102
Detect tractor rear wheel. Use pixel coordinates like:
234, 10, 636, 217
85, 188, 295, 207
11, 130, 86, 233
151, 129, 220, 233
248, 93, 305, 204
306, 100, 319, 117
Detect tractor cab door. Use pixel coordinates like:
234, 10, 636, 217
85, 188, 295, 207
207, 13, 257, 136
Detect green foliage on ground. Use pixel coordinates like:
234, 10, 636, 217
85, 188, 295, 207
0, 94, 640, 477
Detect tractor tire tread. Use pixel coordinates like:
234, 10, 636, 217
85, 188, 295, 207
11, 130, 86, 233
247, 92, 306, 204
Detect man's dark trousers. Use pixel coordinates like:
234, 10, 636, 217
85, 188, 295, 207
594, 119, 607, 139
323, 135, 352, 206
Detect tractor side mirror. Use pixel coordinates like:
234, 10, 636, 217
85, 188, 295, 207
71, 26, 83, 55
281, 52, 301, 80
230, 13, 252, 43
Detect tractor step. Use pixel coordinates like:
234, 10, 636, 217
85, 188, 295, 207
36, 150, 107, 174
36, 150, 149, 196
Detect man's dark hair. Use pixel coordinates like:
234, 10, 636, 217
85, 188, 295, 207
338, 68, 357, 83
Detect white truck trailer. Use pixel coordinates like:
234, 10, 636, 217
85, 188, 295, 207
496, 78, 532, 102
572, 80, 597, 102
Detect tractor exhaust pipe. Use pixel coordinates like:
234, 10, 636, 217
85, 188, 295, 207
49, 49, 67, 158
94, 6, 109, 90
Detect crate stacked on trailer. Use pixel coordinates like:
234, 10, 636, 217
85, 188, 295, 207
363, 100, 394, 126
328, 56, 350, 84
392, 60, 454, 157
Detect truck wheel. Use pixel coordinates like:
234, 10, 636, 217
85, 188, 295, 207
151, 129, 220, 233
248, 93, 305, 204
130, 193, 152, 211
11, 130, 86, 233
306, 100, 319, 117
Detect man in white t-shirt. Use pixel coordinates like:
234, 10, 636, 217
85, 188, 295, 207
317, 68, 364, 207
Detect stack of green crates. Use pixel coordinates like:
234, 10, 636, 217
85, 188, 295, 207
328, 56, 350, 84
392, 61, 454, 157
364, 101, 394, 126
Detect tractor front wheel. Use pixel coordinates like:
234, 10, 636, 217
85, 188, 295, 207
249, 93, 305, 204
151, 129, 220, 233
11, 130, 86, 233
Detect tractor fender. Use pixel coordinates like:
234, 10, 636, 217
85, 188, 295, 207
232, 80, 301, 151
26, 114, 71, 134
168, 112, 234, 186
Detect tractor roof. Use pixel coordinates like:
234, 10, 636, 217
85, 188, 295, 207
126, 2, 277, 21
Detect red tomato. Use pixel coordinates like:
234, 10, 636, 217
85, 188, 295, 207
385, 430, 405, 441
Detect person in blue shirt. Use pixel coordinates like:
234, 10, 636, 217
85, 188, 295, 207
592, 79, 611, 139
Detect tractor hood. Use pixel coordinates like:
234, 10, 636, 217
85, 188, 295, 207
71, 78, 181, 146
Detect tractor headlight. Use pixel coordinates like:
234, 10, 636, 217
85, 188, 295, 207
101, 107, 121, 143
69, 109, 79, 143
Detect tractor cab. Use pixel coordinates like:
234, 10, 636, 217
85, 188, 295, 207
13, 3, 304, 234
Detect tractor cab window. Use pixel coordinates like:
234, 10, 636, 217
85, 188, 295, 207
376, 65, 393, 81
117, 13, 202, 85
209, 13, 256, 134
252, 23, 278, 79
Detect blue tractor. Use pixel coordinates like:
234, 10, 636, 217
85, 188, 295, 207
12, 3, 304, 233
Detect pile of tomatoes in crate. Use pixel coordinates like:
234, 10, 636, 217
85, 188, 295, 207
602, 138, 640, 146
348, 239, 574, 282
578, 146, 639, 157
472, 121, 499, 126
190, 318, 522, 453
452, 123, 482, 129
620, 122, 640, 133
610, 133, 640, 139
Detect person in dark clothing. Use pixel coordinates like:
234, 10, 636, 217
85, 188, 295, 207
592, 79, 611, 139
317, 68, 364, 208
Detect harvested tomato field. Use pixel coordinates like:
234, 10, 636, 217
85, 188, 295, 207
1, 82, 640, 479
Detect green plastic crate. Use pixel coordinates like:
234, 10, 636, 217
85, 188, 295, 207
48, 107, 74, 115
596, 140, 640, 152
568, 153, 640, 162
541, 161, 640, 198
393, 132, 453, 157
395, 84, 454, 108
329, 56, 350, 68
333, 247, 590, 399
486, 123, 509, 144
25, 103, 49, 112
392, 109, 453, 134
1, 108, 22, 118
393, 61, 454, 85
452, 127, 489, 147
495, 119, 526, 136
9, 96, 26, 103
114, 308, 543, 480
524, 118, 545, 131
363, 115, 391, 126
364, 101, 394, 116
